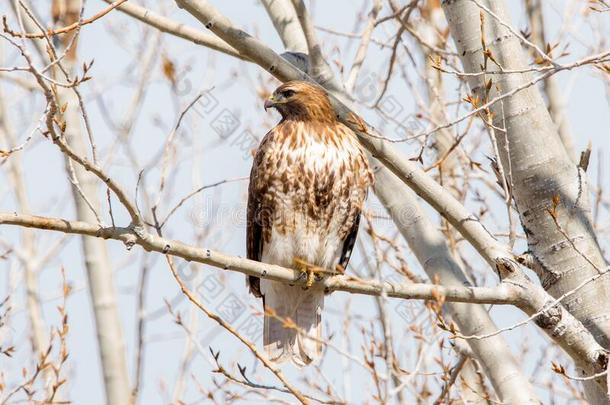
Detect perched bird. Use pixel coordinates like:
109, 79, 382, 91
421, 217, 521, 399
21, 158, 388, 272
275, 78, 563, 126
247, 81, 373, 365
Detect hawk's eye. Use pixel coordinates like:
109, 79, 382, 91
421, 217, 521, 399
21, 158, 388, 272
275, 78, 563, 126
281, 90, 295, 98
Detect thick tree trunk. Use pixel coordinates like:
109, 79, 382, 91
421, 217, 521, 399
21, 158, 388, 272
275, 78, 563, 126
441, 0, 610, 402
524, 0, 576, 161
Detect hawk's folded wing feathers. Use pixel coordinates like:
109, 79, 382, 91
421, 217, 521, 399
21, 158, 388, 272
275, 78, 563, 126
338, 213, 361, 272
246, 131, 273, 298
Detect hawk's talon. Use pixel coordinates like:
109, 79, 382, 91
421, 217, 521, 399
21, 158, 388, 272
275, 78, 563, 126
293, 257, 326, 289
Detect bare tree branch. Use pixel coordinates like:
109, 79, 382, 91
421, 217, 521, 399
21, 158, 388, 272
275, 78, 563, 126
0, 212, 520, 305
441, 0, 610, 401
101, 0, 246, 60
171, 0, 609, 394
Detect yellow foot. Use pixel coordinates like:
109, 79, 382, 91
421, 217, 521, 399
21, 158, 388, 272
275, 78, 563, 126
293, 258, 327, 288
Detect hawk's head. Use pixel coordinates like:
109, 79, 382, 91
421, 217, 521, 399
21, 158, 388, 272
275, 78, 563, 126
264, 81, 336, 123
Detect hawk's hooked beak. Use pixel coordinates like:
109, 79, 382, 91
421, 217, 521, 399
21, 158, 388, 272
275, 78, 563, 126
264, 95, 276, 111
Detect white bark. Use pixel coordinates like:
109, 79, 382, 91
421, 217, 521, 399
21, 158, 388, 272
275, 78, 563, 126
418, 4, 504, 398
260, 0, 307, 53
0, 212, 518, 305
8, 1, 129, 402
172, 0, 609, 397
102, 0, 244, 60
1, 0, 606, 401
262, 2, 536, 402
344, 0, 382, 93
373, 165, 538, 404
441, 0, 610, 401
524, 0, 576, 161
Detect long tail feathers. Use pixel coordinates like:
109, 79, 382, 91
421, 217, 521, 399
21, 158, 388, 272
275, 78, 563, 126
261, 281, 323, 366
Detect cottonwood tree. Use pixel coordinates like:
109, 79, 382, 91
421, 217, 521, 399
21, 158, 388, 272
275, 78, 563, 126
0, 0, 608, 404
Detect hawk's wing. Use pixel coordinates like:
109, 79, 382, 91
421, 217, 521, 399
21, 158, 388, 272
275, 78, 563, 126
246, 131, 272, 297
338, 212, 361, 272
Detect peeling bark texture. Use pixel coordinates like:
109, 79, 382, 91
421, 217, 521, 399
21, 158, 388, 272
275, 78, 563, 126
373, 165, 539, 404
441, 0, 610, 401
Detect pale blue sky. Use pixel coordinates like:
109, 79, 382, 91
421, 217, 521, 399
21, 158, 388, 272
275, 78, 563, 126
1, 1, 609, 404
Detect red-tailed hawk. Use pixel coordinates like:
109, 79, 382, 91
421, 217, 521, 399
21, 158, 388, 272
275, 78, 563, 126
247, 81, 373, 365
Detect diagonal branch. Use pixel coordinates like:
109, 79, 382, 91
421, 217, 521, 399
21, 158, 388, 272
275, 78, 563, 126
170, 0, 510, 268
171, 0, 610, 389
101, 0, 246, 60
